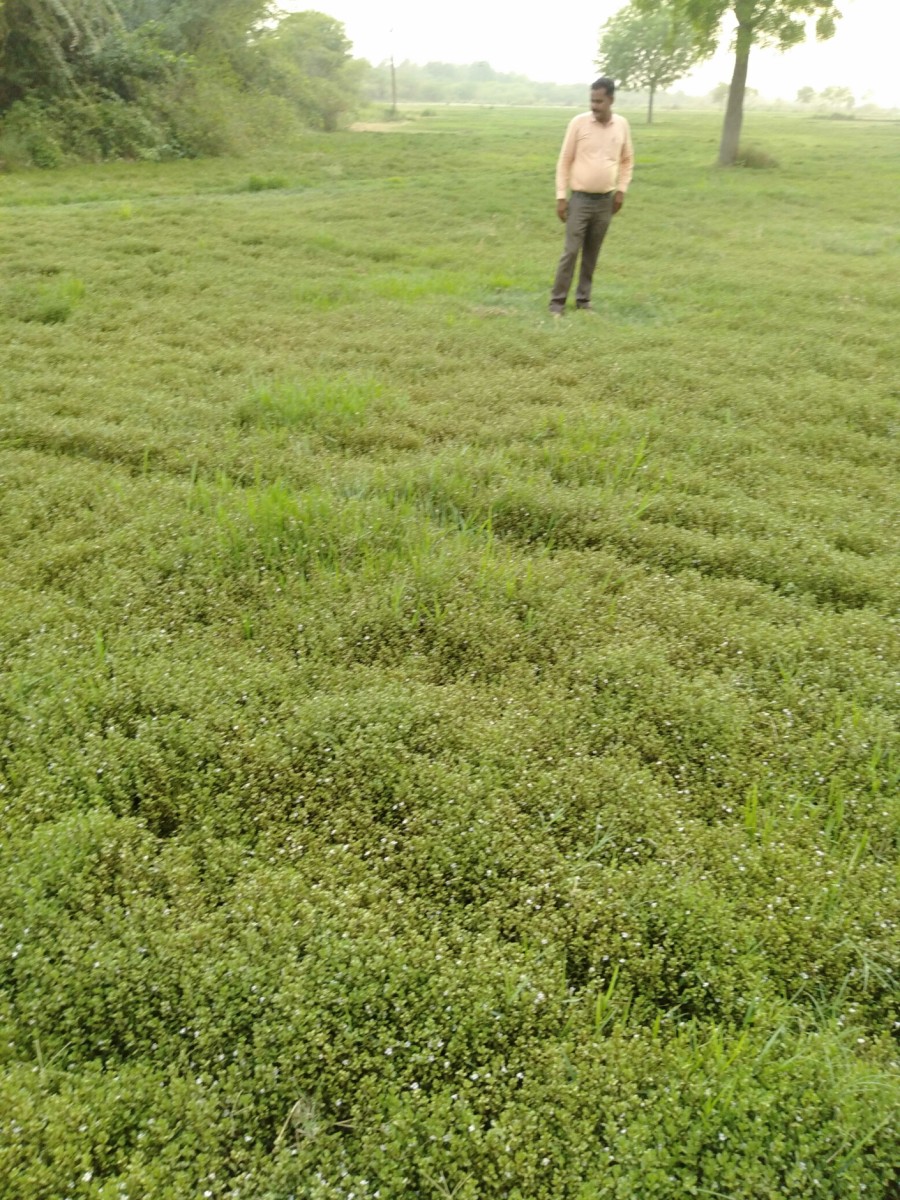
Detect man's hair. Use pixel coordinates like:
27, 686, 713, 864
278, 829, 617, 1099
591, 77, 615, 97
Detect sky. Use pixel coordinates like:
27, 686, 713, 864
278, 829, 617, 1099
280, 0, 900, 107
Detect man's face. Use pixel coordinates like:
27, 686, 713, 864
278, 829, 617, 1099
590, 87, 613, 122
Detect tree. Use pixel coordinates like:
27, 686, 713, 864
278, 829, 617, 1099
253, 10, 363, 130
116, 0, 272, 61
468, 60, 497, 83
0, 0, 275, 111
636, 0, 841, 164
820, 84, 853, 111
796, 84, 815, 103
0, 0, 122, 108
596, 0, 715, 124
712, 81, 756, 105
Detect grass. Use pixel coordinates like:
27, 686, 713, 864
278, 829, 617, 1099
0, 109, 897, 1199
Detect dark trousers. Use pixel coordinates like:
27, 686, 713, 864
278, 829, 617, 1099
549, 191, 614, 312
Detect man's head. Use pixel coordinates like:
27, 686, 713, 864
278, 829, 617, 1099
590, 77, 615, 123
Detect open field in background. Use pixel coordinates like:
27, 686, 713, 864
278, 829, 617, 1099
0, 109, 898, 1198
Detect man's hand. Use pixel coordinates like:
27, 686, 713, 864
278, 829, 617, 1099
556, 199, 568, 223
612, 191, 625, 215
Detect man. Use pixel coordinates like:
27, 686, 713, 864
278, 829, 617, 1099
549, 77, 634, 317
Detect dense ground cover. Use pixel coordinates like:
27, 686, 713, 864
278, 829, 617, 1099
0, 108, 898, 1199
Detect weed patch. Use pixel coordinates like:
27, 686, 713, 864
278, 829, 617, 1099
1, 274, 84, 323
733, 144, 780, 169
236, 374, 388, 445
243, 173, 288, 191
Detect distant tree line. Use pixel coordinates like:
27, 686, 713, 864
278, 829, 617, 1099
797, 84, 855, 110
363, 61, 585, 108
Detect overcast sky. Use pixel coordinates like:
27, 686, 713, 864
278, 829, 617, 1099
281, 0, 900, 107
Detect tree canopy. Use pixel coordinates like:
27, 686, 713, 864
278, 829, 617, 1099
819, 83, 853, 110
596, 0, 716, 124
116, 0, 271, 52
635, 0, 841, 163
0, 0, 123, 107
253, 10, 365, 130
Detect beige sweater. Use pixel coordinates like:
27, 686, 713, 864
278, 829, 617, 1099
555, 112, 634, 200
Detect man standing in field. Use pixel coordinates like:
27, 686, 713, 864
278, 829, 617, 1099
549, 77, 633, 317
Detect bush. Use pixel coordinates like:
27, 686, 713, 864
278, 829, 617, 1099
160, 75, 302, 158
56, 93, 167, 161
244, 174, 288, 192
0, 92, 166, 165
734, 144, 779, 169
0, 75, 305, 168
0, 98, 63, 168
0, 275, 85, 324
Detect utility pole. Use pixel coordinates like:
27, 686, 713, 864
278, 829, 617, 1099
389, 27, 397, 118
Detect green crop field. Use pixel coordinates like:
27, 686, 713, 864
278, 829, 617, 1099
0, 107, 898, 1199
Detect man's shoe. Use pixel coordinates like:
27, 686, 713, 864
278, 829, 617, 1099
577, 304, 596, 313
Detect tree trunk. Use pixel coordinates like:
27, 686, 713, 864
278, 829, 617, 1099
718, 20, 752, 166
647, 82, 655, 125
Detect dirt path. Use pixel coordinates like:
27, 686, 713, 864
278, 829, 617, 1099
348, 121, 413, 132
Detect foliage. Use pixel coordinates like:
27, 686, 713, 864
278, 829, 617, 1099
596, 0, 716, 123
251, 10, 365, 131
79, 23, 184, 100
709, 81, 730, 104
0, 0, 123, 107
651, 0, 841, 48
0, 71, 297, 163
634, 0, 842, 163
0, 1, 368, 160
733, 142, 778, 167
819, 85, 854, 111
0, 110, 898, 1198
0, 96, 63, 165
709, 81, 757, 105
115, 0, 272, 57
0, 269, 84, 319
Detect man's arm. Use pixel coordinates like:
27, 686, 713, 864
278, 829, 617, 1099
555, 118, 578, 220
613, 119, 634, 215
